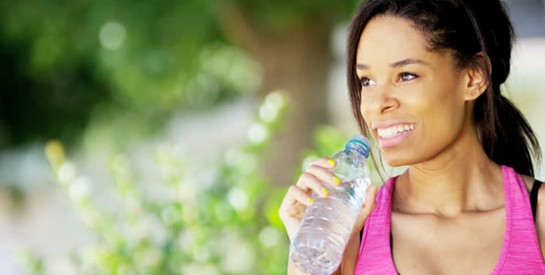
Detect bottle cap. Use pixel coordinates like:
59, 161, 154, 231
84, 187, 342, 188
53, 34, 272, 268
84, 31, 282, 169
346, 135, 371, 158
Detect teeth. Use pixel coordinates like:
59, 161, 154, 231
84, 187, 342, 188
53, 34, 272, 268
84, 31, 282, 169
377, 124, 415, 139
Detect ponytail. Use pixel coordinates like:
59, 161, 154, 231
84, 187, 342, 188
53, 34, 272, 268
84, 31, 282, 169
479, 94, 541, 177
463, 0, 542, 177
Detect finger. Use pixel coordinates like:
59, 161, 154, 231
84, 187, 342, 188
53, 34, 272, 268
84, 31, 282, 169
279, 185, 315, 241
288, 185, 315, 206
279, 185, 314, 220
295, 172, 331, 198
305, 164, 341, 187
307, 157, 337, 169
354, 184, 378, 232
362, 184, 378, 210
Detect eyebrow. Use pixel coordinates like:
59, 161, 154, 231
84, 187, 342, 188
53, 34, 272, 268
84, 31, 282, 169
356, 58, 430, 70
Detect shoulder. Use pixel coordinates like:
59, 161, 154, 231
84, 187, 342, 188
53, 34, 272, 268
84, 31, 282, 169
529, 175, 545, 218
521, 174, 545, 205
528, 175, 545, 258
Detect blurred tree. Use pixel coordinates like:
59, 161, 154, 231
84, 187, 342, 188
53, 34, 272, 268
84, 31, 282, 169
0, 0, 361, 185
0, 0, 250, 150
0, 38, 111, 148
221, 0, 361, 186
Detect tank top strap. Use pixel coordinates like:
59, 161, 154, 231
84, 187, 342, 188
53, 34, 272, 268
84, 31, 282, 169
530, 180, 543, 220
491, 165, 545, 274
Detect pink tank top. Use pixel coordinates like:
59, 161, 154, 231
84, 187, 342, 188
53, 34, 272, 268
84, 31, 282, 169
355, 166, 545, 274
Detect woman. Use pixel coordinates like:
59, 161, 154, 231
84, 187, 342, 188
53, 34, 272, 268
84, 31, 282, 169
279, 0, 545, 274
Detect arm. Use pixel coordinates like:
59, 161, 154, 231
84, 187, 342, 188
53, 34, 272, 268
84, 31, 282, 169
334, 230, 362, 274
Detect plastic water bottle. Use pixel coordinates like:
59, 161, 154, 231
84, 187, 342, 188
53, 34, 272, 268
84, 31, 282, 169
290, 135, 372, 274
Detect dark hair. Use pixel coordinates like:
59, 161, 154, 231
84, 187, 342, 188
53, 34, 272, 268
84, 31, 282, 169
346, 0, 541, 177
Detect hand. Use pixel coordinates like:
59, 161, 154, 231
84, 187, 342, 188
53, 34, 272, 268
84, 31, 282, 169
279, 157, 339, 242
336, 186, 377, 274
279, 157, 378, 274
278, 157, 378, 242
353, 183, 378, 236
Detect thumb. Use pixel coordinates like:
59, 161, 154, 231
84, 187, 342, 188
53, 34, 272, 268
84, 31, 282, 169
354, 184, 378, 232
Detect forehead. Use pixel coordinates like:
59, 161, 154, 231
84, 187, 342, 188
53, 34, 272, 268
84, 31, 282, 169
356, 15, 432, 64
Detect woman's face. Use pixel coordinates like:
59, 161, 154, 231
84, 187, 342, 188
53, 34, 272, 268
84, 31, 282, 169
356, 15, 477, 167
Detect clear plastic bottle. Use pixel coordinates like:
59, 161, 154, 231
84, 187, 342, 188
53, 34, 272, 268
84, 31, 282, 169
290, 135, 372, 275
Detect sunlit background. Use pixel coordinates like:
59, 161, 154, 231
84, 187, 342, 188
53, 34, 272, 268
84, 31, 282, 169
0, 0, 544, 274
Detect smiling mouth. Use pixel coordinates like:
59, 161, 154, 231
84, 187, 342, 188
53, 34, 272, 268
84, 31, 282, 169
377, 124, 416, 139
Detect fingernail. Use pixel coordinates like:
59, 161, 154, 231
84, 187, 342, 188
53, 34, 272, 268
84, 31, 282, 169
333, 177, 341, 186
307, 198, 314, 205
321, 188, 329, 197
328, 159, 336, 166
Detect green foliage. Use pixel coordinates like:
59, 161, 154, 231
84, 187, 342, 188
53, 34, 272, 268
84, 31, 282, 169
36, 92, 291, 274
16, 250, 44, 275
0, 0, 260, 148
297, 126, 350, 175
0, 0, 231, 108
11, 89, 369, 274
0, 0, 362, 150
233, 0, 362, 31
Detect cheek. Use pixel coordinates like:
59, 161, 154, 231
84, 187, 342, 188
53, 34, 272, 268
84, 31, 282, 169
407, 78, 465, 116
359, 98, 374, 130
411, 91, 465, 136
359, 91, 376, 119
393, 95, 465, 163
359, 101, 367, 121
415, 92, 467, 152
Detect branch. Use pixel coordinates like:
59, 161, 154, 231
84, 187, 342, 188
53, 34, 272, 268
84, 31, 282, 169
219, 1, 262, 56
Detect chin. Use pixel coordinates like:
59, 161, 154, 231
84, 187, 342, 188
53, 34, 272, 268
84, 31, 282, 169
381, 154, 416, 167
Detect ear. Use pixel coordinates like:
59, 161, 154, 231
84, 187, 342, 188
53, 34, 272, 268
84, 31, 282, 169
463, 53, 489, 101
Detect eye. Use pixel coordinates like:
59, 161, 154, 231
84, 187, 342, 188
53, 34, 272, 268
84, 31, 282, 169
399, 72, 418, 82
359, 76, 375, 87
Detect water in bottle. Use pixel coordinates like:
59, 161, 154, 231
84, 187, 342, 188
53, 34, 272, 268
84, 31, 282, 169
290, 135, 372, 274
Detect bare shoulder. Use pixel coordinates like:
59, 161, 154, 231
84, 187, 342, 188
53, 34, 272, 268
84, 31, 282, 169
529, 174, 545, 217
520, 174, 545, 215
525, 174, 545, 258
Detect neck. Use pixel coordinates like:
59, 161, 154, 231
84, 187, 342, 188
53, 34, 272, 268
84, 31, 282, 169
394, 127, 503, 217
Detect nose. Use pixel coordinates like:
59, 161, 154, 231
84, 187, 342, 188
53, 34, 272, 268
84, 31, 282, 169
360, 83, 399, 116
